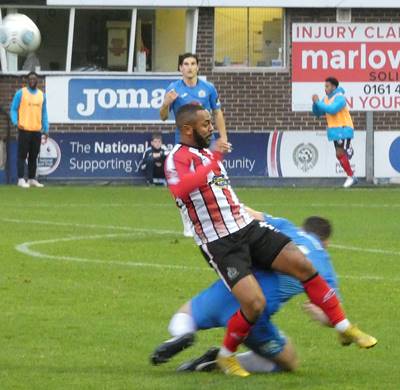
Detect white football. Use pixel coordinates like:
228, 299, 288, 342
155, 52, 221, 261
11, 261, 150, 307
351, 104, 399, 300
0, 13, 41, 55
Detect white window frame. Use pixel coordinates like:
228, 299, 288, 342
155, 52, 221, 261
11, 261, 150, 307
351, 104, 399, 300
0, 6, 199, 75
65, 7, 75, 72
213, 8, 287, 73
0, 8, 8, 72
1, 6, 72, 73
127, 8, 137, 73
186, 8, 199, 53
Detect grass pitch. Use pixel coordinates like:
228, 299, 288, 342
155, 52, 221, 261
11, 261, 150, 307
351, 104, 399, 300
0, 186, 399, 389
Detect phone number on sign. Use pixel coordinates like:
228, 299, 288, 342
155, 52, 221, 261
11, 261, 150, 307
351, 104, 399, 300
363, 84, 400, 95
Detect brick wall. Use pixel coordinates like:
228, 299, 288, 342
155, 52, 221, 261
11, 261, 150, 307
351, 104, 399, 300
201, 7, 400, 133
0, 76, 175, 138
1, 7, 400, 138
0, 76, 20, 139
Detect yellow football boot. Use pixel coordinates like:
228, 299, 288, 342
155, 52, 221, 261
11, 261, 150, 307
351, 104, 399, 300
216, 355, 250, 377
340, 325, 378, 349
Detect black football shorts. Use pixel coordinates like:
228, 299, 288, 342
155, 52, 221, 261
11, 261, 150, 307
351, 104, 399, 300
200, 220, 291, 290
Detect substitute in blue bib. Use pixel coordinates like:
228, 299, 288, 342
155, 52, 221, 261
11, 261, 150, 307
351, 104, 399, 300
160, 53, 227, 144
311, 76, 357, 189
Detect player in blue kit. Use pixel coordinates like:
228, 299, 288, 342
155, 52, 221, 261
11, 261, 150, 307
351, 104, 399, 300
160, 52, 227, 144
151, 208, 377, 373
160, 53, 228, 237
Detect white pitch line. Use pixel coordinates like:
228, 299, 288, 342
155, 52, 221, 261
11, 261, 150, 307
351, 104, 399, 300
310, 203, 400, 209
340, 274, 400, 282
0, 203, 170, 208
14, 232, 400, 283
251, 202, 400, 209
5, 217, 400, 281
330, 244, 400, 257
15, 233, 205, 272
1, 218, 177, 234
3, 217, 400, 257
2, 201, 400, 209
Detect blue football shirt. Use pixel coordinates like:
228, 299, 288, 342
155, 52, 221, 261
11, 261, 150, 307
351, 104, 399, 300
166, 78, 221, 143
191, 215, 340, 345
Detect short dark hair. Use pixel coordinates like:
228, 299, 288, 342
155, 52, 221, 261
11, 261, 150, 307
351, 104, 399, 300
178, 52, 199, 68
152, 132, 162, 141
302, 216, 332, 242
26, 71, 39, 78
325, 77, 339, 88
176, 104, 205, 130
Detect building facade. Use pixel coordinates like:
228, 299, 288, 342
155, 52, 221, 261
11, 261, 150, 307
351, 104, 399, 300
1, 1, 400, 182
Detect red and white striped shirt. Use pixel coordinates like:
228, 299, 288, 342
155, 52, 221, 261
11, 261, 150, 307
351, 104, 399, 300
165, 144, 253, 245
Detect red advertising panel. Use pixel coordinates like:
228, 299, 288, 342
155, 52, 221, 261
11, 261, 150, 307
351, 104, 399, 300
292, 23, 400, 111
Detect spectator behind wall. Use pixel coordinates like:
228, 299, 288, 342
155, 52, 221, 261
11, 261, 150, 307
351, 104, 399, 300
140, 132, 168, 186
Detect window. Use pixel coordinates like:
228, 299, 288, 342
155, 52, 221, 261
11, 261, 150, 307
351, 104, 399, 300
16, 8, 70, 71
135, 8, 187, 72
214, 8, 284, 68
0, 8, 5, 73
72, 9, 132, 72
0, 6, 197, 73
72, 8, 188, 72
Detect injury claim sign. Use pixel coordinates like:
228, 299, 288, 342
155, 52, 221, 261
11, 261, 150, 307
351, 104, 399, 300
292, 23, 400, 111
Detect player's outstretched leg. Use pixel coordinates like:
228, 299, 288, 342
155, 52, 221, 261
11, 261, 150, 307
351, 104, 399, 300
216, 310, 252, 377
216, 275, 266, 377
177, 347, 219, 372
272, 242, 377, 349
339, 325, 377, 348
150, 310, 197, 365
178, 348, 292, 373
150, 333, 196, 365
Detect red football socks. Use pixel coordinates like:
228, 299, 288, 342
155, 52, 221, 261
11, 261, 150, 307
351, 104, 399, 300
302, 273, 346, 326
223, 310, 253, 353
337, 153, 353, 177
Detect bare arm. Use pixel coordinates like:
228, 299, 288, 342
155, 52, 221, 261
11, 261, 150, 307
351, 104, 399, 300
302, 301, 331, 327
244, 206, 264, 221
160, 104, 170, 121
271, 338, 298, 372
160, 89, 178, 121
214, 109, 228, 142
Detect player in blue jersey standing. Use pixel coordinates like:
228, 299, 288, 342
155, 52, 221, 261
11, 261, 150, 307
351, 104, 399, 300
160, 53, 228, 237
151, 208, 377, 373
160, 53, 227, 144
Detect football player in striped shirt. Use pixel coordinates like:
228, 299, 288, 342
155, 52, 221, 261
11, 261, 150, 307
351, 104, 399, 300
160, 53, 227, 237
151, 212, 377, 373
163, 104, 374, 377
